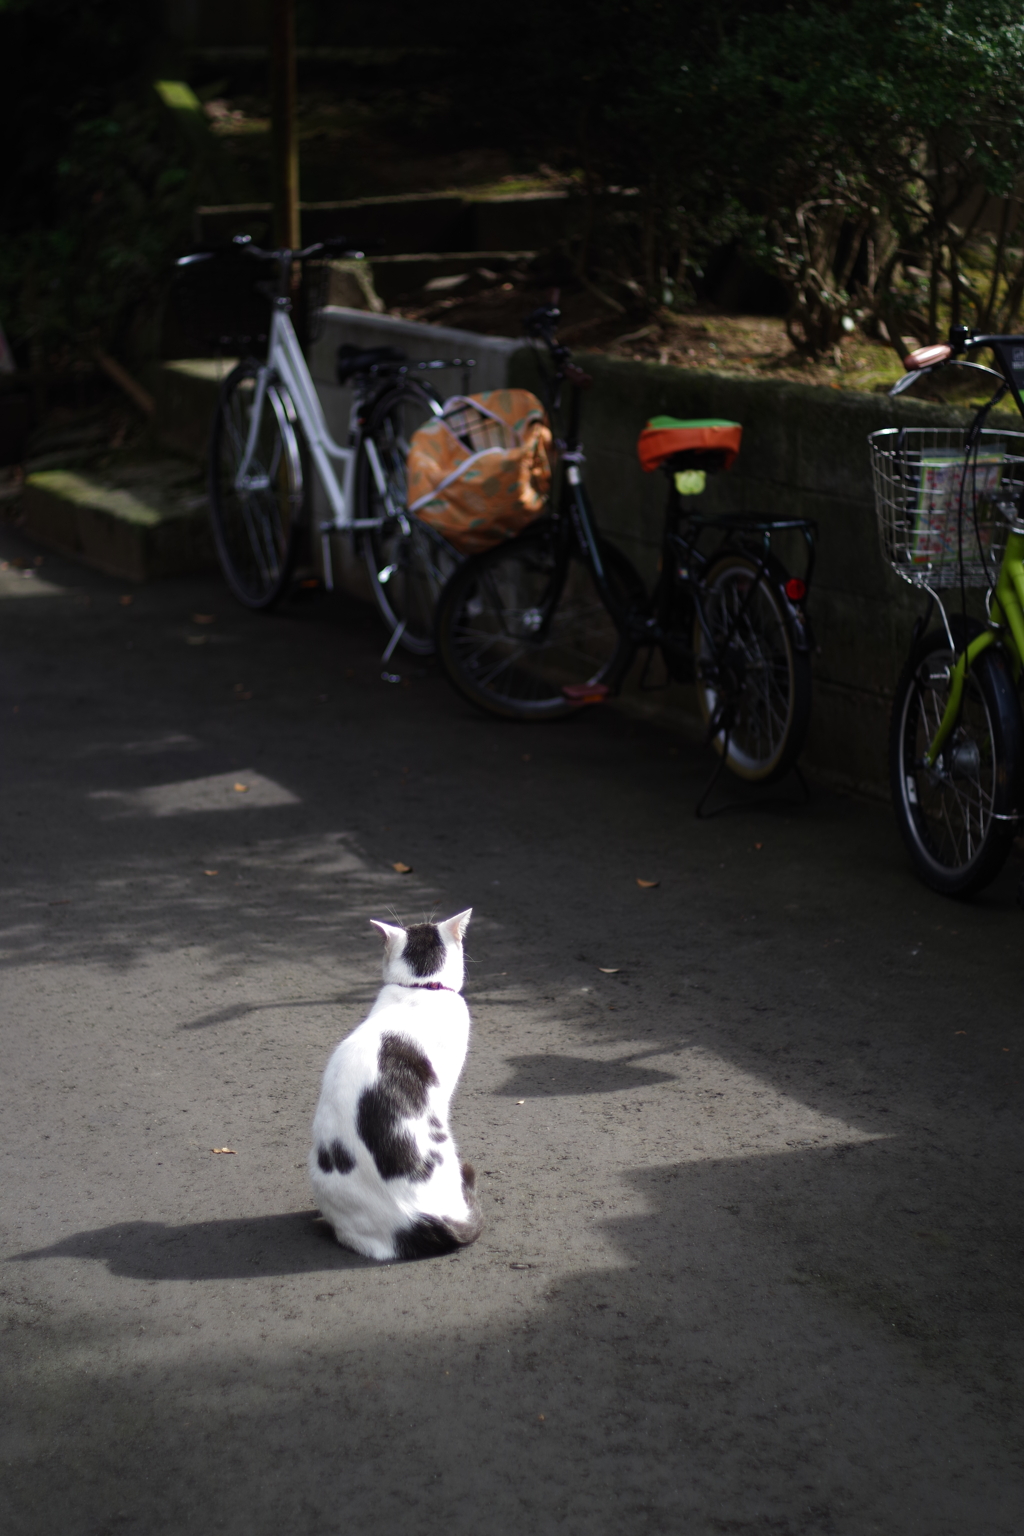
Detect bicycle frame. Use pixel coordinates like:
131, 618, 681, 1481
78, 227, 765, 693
923, 532, 1024, 766
236, 302, 359, 520
235, 301, 452, 592
901, 330, 1024, 771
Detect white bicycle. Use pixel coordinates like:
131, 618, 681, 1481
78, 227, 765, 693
175, 235, 472, 657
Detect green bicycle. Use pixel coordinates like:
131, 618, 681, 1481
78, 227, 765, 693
870, 325, 1024, 896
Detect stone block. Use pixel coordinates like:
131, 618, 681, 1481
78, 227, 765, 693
20, 465, 213, 582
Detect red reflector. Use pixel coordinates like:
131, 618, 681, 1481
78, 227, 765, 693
785, 578, 807, 602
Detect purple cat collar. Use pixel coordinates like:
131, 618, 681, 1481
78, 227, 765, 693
400, 981, 457, 993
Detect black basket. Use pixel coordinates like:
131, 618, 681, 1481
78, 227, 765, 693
172, 251, 331, 357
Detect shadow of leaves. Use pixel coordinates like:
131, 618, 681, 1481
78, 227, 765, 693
493, 1051, 677, 1098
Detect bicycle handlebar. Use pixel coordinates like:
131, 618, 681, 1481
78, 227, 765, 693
230, 233, 365, 263
175, 234, 364, 275
521, 297, 593, 390
889, 325, 1018, 399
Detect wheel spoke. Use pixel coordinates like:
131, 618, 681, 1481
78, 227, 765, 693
210, 367, 301, 609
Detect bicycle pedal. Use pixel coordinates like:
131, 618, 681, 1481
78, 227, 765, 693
562, 682, 610, 706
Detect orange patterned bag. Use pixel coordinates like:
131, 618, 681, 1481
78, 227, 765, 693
406, 389, 552, 554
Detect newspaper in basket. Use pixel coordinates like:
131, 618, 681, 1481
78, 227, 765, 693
868, 425, 1024, 589
406, 389, 552, 554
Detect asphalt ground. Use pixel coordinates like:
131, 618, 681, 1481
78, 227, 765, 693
2, 522, 1023, 1536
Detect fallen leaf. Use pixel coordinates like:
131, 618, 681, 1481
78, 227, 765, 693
598, 967, 620, 974
515, 1099, 525, 1106
119, 594, 133, 606
954, 1030, 966, 1035
192, 613, 216, 625
211, 1147, 236, 1154
636, 878, 660, 888
537, 1414, 546, 1422
522, 753, 531, 762
233, 783, 248, 793
754, 842, 763, 850
392, 861, 413, 874
1002, 1047, 1010, 1052
204, 870, 218, 876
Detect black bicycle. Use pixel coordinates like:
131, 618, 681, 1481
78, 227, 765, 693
433, 302, 817, 801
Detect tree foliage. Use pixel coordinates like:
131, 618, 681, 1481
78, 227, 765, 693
3, 0, 1024, 367
0, 0, 226, 367
456, 0, 1024, 353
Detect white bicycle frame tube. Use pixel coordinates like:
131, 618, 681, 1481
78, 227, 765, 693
236, 305, 358, 531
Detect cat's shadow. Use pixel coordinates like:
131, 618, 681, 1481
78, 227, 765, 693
495, 1052, 677, 1098
12, 1212, 372, 1281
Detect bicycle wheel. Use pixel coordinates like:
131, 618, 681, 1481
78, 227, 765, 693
435, 524, 644, 721
889, 625, 1024, 896
358, 383, 454, 655
694, 551, 811, 783
209, 360, 303, 610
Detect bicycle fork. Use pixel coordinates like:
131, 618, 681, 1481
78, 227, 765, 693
923, 539, 1024, 768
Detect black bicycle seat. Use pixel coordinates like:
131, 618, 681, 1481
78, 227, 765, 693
336, 344, 407, 384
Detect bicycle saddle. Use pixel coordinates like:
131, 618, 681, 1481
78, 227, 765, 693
637, 416, 742, 473
336, 344, 407, 384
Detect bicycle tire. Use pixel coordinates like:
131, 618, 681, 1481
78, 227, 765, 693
208, 359, 303, 610
693, 551, 811, 783
358, 382, 454, 656
889, 623, 1024, 896
434, 524, 644, 721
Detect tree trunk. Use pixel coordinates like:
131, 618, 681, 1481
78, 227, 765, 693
270, 0, 300, 251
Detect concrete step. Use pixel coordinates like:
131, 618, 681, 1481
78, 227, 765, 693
193, 189, 590, 256
151, 358, 235, 464
19, 459, 214, 583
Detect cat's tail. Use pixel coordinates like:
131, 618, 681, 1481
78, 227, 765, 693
393, 1163, 484, 1261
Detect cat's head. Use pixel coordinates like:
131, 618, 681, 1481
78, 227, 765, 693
370, 910, 472, 991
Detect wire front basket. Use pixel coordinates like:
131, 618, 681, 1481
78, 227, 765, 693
172, 251, 331, 356
869, 426, 1024, 589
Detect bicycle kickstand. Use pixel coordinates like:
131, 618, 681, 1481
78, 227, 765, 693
381, 621, 407, 664
694, 734, 732, 819
695, 739, 811, 819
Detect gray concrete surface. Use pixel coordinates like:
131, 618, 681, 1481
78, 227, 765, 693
2, 521, 1024, 1536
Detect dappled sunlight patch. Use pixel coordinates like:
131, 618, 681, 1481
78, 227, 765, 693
606, 1043, 890, 1163
0, 567, 68, 599
87, 769, 300, 818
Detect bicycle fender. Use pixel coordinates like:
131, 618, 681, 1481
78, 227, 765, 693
785, 607, 813, 653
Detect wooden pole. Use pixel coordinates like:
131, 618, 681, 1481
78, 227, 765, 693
270, 0, 300, 250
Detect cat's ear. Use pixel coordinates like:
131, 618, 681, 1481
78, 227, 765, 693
442, 909, 472, 944
370, 919, 405, 949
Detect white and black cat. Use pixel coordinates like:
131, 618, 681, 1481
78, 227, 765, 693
309, 909, 483, 1261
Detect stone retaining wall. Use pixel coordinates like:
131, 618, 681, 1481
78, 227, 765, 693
150, 311, 999, 795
